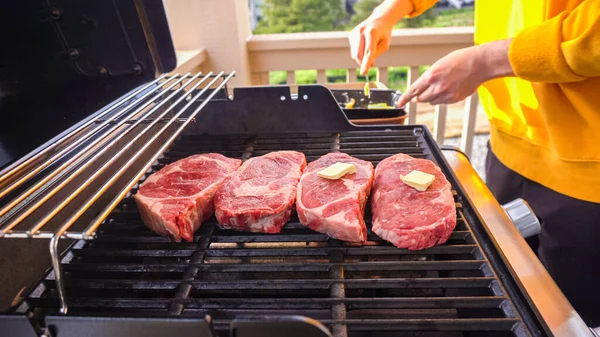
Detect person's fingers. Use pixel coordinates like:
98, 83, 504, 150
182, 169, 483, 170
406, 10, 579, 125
360, 28, 377, 75
416, 86, 439, 103
397, 79, 427, 107
373, 35, 390, 60
429, 97, 447, 106
430, 92, 462, 105
355, 34, 366, 67
397, 88, 415, 107
349, 28, 365, 66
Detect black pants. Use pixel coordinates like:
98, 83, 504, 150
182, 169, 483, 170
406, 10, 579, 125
485, 146, 600, 326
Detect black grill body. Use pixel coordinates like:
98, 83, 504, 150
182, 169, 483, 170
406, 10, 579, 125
0, 0, 175, 168
1, 84, 549, 337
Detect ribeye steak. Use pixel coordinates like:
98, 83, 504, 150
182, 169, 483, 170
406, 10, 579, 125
134, 153, 241, 242
371, 153, 456, 250
296, 152, 374, 243
215, 151, 306, 233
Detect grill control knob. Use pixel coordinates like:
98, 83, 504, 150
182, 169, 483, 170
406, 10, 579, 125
501, 198, 541, 238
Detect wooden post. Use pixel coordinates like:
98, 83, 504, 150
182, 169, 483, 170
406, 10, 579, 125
346, 68, 357, 83
433, 104, 448, 144
376, 67, 388, 87
317, 69, 327, 83
251, 72, 269, 85
286, 70, 295, 84
407, 66, 419, 124
460, 93, 479, 157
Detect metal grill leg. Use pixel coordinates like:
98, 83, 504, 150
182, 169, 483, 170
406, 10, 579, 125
49, 234, 68, 314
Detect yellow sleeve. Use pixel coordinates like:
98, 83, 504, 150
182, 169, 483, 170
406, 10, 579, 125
508, 0, 600, 83
405, 0, 438, 18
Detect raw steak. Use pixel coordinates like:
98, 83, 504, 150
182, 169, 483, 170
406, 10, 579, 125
215, 151, 306, 233
134, 153, 241, 242
296, 153, 374, 243
371, 153, 456, 250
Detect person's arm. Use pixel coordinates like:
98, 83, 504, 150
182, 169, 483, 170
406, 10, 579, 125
396, 39, 514, 106
509, 0, 600, 83
397, 0, 600, 106
349, 0, 438, 75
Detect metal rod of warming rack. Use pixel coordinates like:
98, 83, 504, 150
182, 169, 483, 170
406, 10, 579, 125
27, 72, 208, 236
3, 73, 206, 237
0, 74, 181, 233
0, 73, 194, 237
50, 71, 234, 314
0, 74, 170, 191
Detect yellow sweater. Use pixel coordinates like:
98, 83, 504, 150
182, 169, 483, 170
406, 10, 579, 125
409, 0, 600, 203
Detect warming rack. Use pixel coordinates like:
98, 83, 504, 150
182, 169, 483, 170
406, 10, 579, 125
0, 72, 235, 313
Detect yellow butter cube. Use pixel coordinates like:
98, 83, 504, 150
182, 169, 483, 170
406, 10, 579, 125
318, 162, 356, 180
400, 170, 435, 191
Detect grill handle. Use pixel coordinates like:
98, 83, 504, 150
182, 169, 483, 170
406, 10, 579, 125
501, 198, 541, 239
442, 147, 592, 336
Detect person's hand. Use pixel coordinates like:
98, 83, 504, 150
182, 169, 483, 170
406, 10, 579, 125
397, 39, 515, 106
349, 17, 394, 75
348, 0, 415, 75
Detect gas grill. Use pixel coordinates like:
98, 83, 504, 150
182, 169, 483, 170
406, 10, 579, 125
0, 72, 592, 337
0, 1, 594, 337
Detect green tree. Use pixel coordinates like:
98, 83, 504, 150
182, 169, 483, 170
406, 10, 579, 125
254, 0, 348, 34
348, 0, 382, 27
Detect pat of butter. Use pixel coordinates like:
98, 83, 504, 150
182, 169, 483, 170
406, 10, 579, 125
318, 162, 356, 180
400, 170, 435, 191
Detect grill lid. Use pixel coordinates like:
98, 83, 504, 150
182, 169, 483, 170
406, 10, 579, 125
0, 0, 176, 168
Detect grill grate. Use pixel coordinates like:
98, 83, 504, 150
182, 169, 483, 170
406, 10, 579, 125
16, 129, 544, 337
